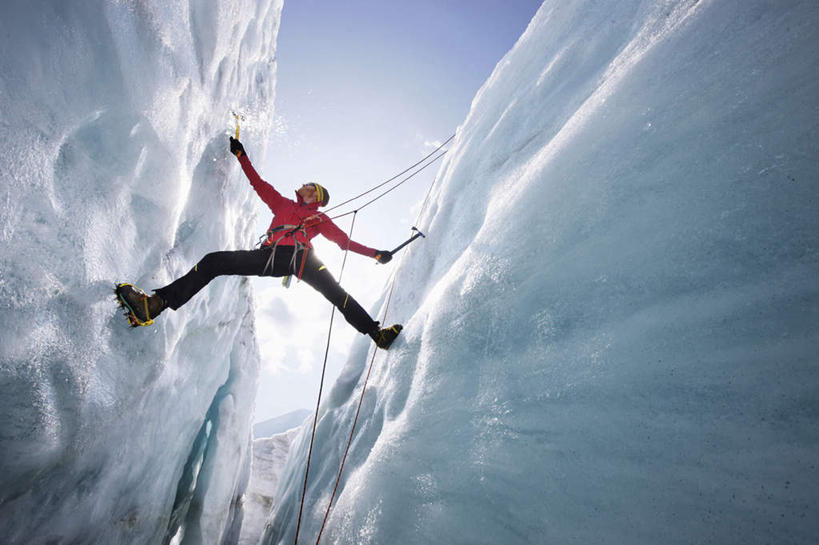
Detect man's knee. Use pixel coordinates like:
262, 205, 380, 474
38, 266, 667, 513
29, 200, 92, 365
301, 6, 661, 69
320, 284, 348, 308
306, 272, 346, 306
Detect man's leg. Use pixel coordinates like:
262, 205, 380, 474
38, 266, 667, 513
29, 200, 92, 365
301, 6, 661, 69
155, 248, 274, 310
298, 251, 379, 335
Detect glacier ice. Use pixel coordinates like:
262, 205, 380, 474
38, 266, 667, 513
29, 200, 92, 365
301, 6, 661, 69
262, 1, 819, 544
0, 0, 282, 543
238, 428, 301, 545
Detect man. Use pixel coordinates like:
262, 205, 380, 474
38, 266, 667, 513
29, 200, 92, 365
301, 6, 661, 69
116, 137, 402, 350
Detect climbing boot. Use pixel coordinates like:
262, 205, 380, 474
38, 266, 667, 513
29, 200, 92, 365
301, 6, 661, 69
115, 283, 166, 327
369, 324, 403, 350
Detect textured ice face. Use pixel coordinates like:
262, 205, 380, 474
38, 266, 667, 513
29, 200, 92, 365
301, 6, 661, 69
0, 1, 282, 543
262, 1, 819, 544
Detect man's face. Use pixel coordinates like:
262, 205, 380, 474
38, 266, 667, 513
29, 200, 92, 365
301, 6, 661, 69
298, 183, 318, 204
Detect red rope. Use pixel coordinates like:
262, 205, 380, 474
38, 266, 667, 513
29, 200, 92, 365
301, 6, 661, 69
314, 273, 400, 545
313, 170, 442, 544
293, 212, 357, 545
295, 155, 445, 544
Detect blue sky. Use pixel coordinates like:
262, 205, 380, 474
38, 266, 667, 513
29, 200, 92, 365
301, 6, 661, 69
251, 0, 543, 423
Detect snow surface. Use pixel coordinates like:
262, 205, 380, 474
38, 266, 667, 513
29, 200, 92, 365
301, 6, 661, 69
263, 1, 819, 544
0, 1, 282, 544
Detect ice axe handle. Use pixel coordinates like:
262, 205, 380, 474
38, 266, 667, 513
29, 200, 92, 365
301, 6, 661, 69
390, 227, 426, 255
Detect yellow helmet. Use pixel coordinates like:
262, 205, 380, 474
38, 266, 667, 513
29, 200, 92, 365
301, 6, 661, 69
307, 182, 330, 207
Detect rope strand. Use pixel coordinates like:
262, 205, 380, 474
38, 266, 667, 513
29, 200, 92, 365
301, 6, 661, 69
324, 134, 454, 215
314, 273, 399, 545
313, 171, 444, 544
293, 134, 453, 544
329, 149, 448, 221
293, 213, 358, 545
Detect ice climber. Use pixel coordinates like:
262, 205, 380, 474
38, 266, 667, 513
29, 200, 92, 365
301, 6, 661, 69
115, 136, 403, 350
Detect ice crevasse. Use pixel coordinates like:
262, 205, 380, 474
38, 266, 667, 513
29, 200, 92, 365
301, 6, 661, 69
0, 0, 818, 545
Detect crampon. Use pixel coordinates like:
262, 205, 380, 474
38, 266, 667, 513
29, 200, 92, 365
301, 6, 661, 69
114, 283, 156, 327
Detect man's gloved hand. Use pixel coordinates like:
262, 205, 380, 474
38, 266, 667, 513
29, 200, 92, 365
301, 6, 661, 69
230, 137, 245, 158
374, 250, 393, 264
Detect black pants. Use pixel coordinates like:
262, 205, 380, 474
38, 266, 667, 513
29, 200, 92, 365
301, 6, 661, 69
154, 246, 379, 335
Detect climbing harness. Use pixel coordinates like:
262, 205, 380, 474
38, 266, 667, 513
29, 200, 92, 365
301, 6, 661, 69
293, 137, 450, 545
259, 214, 326, 287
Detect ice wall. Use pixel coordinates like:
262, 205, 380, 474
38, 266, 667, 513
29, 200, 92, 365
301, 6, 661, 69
0, 1, 281, 544
239, 428, 301, 545
264, 1, 819, 544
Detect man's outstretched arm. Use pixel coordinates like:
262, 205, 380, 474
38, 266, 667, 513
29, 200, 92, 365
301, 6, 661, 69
318, 216, 392, 262
230, 137, 284, 212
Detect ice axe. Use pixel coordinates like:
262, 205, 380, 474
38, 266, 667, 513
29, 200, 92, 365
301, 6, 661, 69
390, 226, 426, 255
231, 111, 244, 139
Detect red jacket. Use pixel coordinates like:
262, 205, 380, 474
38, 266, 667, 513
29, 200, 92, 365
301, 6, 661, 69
239, 155, 376, 257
